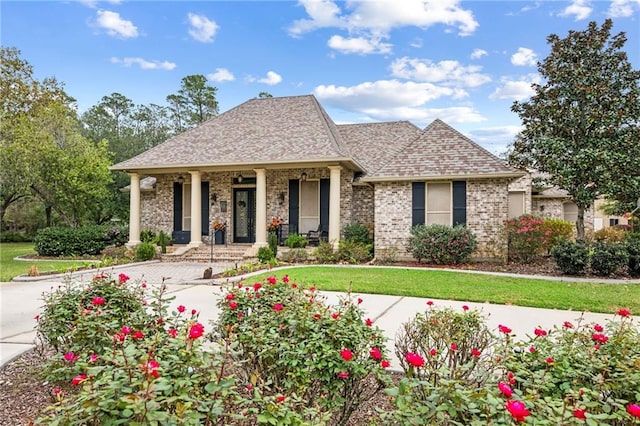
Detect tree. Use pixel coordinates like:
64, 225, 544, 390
1, 47, 113, 228
509, 19, 640, 240
258, 91, 273, 98
166, 75, 218, 130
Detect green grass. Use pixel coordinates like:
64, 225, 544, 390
0, 242, 94, 282
250, 266, 640, 314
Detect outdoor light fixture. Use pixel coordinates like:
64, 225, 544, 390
211, 193, 218, 203
237, 173, 243, 183
178, 175, 185, 183
301, 172, 307, 181
278, 192, 286, 205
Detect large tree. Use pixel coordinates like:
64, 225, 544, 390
166, 74, 218, 130
1, 47, 113, 227
509, 19, 640, 240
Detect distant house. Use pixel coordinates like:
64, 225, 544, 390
111, 95, 526, 260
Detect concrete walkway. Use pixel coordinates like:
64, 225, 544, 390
1, 262, 637, 368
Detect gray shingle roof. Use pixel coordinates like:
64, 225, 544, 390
337, 121, 422, 176
364, 119, 523, 181
111, 95, 356, 171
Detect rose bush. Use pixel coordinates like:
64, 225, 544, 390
214, 275, 391, 425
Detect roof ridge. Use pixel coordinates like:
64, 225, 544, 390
308, 95, 352, 159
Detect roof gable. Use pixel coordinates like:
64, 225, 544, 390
111, 95, 354, 171
337, 121, 422, 176
365, 119, 523, 181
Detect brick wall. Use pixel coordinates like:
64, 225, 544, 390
373, 179, 511, 261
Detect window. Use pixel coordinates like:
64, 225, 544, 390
426, 183, 452, 225
563, 201, 578, 224
508, 192, 525, 218
412, 181, 466, 227
609, 218, 619, 227
182, 184, 191, 231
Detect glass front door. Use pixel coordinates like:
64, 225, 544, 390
233, 188, 256, 243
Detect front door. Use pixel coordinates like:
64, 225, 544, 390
234, 188, 255, 243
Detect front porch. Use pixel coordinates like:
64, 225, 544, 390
125, 165, 355, 252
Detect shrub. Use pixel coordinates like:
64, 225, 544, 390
376, 246, 398, 264
408, 224, 477, 264
313, 240, 337, 263
257, 246, 274, 263
594, 226, 627, 243
343, 223, 372, 245
551, 240, 589, 275
590, 241, 629, 276
103, 226, 128, 247
627, 238, 640, 277
268, 231, 278, 258
215, 276, 392, 424
336, 240, 373, 264
540, 218, 575, 254
383, 304, 640, 425
36, 279, 243, 425
139, 229, 156, 243
135, 242, 156, 261
153, 230, 171, 254
0, 231, 29, 242
35, 225, 107, 257
504, 214, 546, 262
284, 233, 308, 248
36, 273, 150, 375
279, 248, 308, 263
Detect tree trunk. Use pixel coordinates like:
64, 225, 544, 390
45, 205, 52, 227
576, 206, 585, 241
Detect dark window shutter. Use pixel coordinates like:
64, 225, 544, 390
288, 180, 299, 234
320, 178, 330, 232
173, 182, 183, 232
452, 181, 467, 226
412, 182, 425, 227
201, 181, 209, 235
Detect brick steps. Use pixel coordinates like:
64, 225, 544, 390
161, 244, 253, 263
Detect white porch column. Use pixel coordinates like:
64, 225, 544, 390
188, 170, 202, 247
328, 166, 341, 248
254, 168, 268, 247
126, 172, 141, 248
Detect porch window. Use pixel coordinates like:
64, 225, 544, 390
299, 180, 319, 233
182, 183, 191, 231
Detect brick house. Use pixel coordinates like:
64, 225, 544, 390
111, 94, 526, 260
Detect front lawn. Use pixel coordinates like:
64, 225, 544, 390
251, 266, 640, 314
0, 242, 94, 282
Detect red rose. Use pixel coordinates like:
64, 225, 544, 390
498, 382, 513, 398
594, 324, 603, 332
381, 360, 390, 368
618, 308, 631, 317
253, 282, 262, 291
573, 409, 586, 419
369, 347, 382, 360
273, 304, 283, 311
534, 328, 547, 337
267, 276, 277, 285
189, 323, 205, 339
505, 400, 530, 422
471, 349, 481, 357
229, 301, 238, 309
72, 374, 87, 385
118, 273, 130, 284
365, 318, 373, 326
92, 297, 105, 306
627, 404, 640, 418
340, 349, 354, 361
132, 330, 144, 339
498, 324, 512, 334
405, 352, 425, 367
177, 305, 186, 313
337, 371, 349, 379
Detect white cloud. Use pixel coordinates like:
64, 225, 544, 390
607, 0, 640, 17
466, 125, 523, 156
187, 13, 218, 43
110, 57, 176, 70
470, 48, 488, 60
95, 10, 138, 38
250, 71, 282, 86
410, 38, 423, 48
511, 47, 537, 67
327, 35, 392, 55
390, 57, 491, 88
289, 0, 479, 55
207, 68, 235, 82
489, 74, 541, 101
559, 0, 592, 20
79, 0, 122, 8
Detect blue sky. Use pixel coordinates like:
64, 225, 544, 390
3, 0, 639, 155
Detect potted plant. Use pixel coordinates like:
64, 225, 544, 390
212, 219, 226, 245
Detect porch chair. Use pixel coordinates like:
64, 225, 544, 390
306, 224, 327, 246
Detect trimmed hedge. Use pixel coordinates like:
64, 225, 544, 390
34, 226, 107, 257
408, 224, 477, 264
